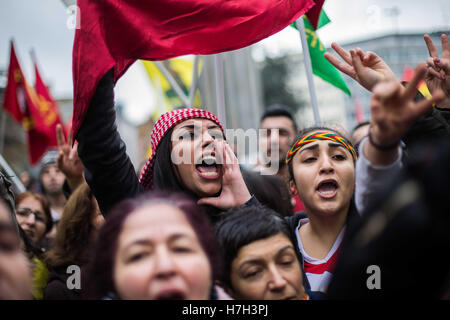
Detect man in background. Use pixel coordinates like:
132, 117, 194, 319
257, 104, 304, 213
38, 150, 66, 226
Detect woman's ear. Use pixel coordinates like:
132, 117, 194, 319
289, 180, 298, 196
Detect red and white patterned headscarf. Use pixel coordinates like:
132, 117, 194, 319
139, 108, 225, 190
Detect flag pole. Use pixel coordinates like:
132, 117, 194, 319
214, 54, 227, 128
154, 61, 191, 107
295, 17, 321, 125
189, 56, 199, 107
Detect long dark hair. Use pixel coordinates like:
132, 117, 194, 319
153, 128, 187, 193
242, 170, 293, 217
83, 191, 224, 299
44, 183, 97, 270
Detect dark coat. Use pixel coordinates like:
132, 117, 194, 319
43, 266, 81, 300
76, 69, 144, 216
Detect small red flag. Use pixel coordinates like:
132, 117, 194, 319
3, 42, 61, 164
3, 41, 27, 123
34, 57, 66, 143
72, 0, 315, 137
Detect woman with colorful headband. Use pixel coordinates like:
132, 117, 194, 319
284, 126, 358, 293
283, 63, 444, 294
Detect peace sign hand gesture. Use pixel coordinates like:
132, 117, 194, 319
369, 64, 445, 149
424, 34, 450, 108
324, 42, 397, 92
56, 124, 85, 190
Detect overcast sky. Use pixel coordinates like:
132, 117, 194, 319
1, 0, 449, 123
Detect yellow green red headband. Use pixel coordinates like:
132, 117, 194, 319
285, 131, 357, 164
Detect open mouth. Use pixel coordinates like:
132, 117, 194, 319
195, 155, 221, 179
155, 290, 186, 300
316, 179, 338, 198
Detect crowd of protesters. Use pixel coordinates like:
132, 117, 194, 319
1, 33, 450, 300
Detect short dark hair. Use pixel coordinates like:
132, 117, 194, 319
351, 121, 370, 134
83, 191, 223, 299
242, 170, 293, 217
260, 104, 298, 133
215, 206, 295, 288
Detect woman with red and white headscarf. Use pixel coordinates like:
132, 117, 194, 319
75, 69, 253, 221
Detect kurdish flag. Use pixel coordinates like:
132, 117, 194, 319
292, 12, 351, 96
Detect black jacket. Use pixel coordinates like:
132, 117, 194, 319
43, 266, 81, 300
404, 107, 450, 149
76, 69, 144, 216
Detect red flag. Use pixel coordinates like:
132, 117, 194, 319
3, 41, 27, 123
33, 56, 66, 141
72, 0, 315, 137
306, 0, 325, 30
3, 42, 60, 164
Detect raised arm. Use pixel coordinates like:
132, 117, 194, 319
423, 33, 450, 108
75, 69, 144, 216
56, 124, 85, 192
365, 64, 444, 164
355, 64, 444, 215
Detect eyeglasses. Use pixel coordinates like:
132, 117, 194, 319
16, 207, 46, 223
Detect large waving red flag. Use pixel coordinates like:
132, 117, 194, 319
3, 42, 60, 164
72, 0, 315, 136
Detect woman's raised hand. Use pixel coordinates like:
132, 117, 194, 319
424, 34, 450, 108
368, 64, 444, 152
324, 42, 396, 92
197, 140, 251, 210
56, 124, 85, 190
